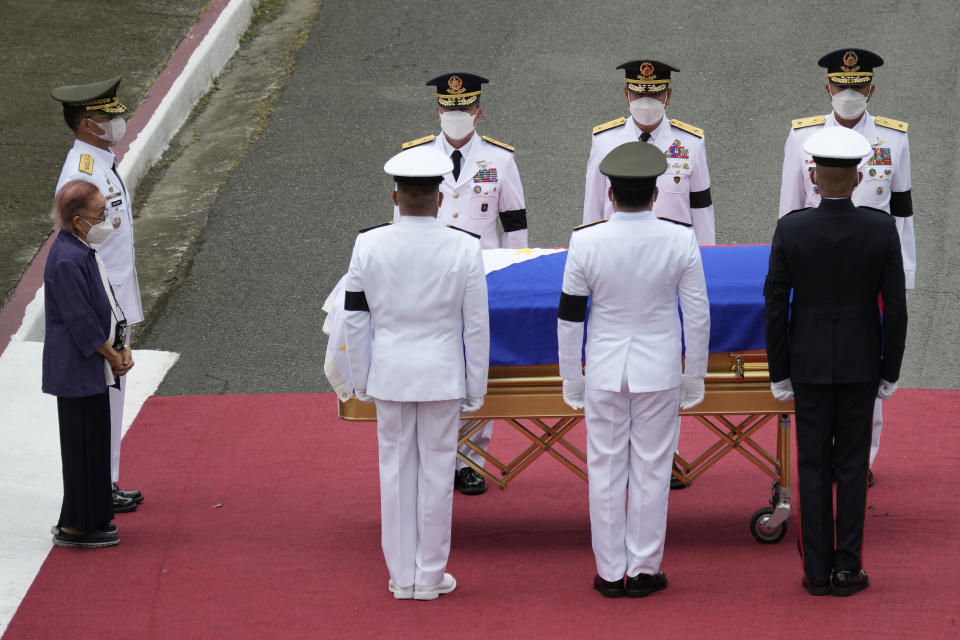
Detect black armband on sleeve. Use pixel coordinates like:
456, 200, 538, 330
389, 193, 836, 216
557, 293, 588, 322
499, 208, 528, 232
890, 190, 913, 217
689, 187, 712, 209
344, 291, 369, 311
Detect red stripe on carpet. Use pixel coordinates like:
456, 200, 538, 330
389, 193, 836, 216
5, 390, 959, 639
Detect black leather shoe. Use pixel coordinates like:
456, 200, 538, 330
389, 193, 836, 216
802, 574, 832, 596
113, 482, 144, 504
626, 570, 668, 597
593, 574, 625, 598
670, 463, 687, 490
51, 523, 117, 535
867, 469, 875, 487
832, 569, 869, 596
52, 529, 119, 548
113, 492, 138, 513
454, 468, 487, 495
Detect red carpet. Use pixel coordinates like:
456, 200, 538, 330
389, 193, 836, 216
5, 390, 959, 639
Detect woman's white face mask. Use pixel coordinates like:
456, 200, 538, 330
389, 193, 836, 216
831, 89, 869, 120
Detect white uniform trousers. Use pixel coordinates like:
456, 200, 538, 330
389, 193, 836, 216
375, 398, 461, 588
585, 385, 680, 581
870, 397, 883, 467
108, 369, 126, 484
456, 420, 492, 470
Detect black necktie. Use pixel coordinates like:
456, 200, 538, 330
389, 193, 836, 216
640, 132, 652, 143
451, 150, 462, 181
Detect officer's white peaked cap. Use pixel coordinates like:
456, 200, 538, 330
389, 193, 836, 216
384, 146, 454, 182
803, 127, 872, 167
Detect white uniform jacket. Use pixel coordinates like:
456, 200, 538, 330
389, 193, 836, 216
395, 133, 527, 250
583, 116, 715, 245
779, 110, 915, 289
343, 216, 490, 402
558, 212, 710, 392
56, 139, 143, 323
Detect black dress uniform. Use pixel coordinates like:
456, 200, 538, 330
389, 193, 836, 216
764, 127, 907, 596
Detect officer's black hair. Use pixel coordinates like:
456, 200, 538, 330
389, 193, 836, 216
63, 106, 90, 132
609, 178, 656, 209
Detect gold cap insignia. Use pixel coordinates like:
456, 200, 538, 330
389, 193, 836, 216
841, 50, 859, 71
447, 75, 464, 94
639, 62, 656, 79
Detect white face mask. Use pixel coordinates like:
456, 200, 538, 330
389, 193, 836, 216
831, 89, 868, 120
91, 116, 127, 144
629, 96, 666, 126
440, 110, 476, 140
85, 219, 114, 245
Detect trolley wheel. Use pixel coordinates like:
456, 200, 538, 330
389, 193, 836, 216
750, 507, 787, 544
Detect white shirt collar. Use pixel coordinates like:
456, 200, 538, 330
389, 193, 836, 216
398, 214, 439, 225
628, 115, 670, 142
439, 131, 479, 157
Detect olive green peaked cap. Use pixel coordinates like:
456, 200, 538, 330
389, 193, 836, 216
51, 76, 127, 114
599, 141, 668, 180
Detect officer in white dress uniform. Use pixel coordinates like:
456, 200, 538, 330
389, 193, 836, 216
583, 60, 716, 246
778, 48, 914, 483
558, 142, 710, 598
344, 146, 490, 600
52, 77, 143, 513
400, 72, 527, 495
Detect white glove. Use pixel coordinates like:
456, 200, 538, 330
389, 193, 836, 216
461, 395, 484, 413
678, 375, 705, 410
877, 379, 898, 400
770, 378, 794, 402
562, 378, 585, 411
354, 389, 373, 403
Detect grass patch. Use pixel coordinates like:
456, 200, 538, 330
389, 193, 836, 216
241, 0, 285, 43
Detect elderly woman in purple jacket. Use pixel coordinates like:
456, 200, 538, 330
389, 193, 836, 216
43, 179, 133, 549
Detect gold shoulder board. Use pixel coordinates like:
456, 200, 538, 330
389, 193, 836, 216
401, 135, 436, 150
447, 224, 481, 239
874, 116, 908, 133
78, 153, 94, 175
359, 221, 392, 233
481, 136, 515, 152
573, 218, 608, 231
669, 119, 704, 138
592, 117, 627, 135
792, 115, 826, 129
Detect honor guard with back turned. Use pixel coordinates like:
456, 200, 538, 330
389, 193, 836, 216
559, 141, 710, 598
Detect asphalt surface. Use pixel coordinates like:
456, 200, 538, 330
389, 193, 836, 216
133, 1, 959, 393
0, 0, 210, 308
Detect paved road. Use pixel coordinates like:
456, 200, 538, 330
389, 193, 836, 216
0, 0, 209, 307
142, 0, 960, 393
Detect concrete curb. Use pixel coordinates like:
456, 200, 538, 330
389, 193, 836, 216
0, 0, 259, 353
